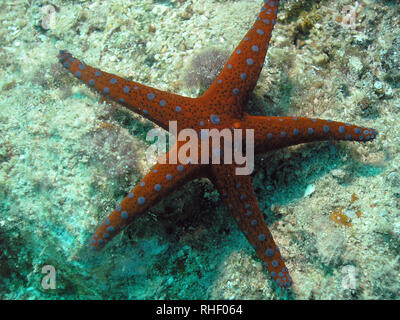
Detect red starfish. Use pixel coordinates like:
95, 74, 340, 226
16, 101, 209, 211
58, 0, 377, 290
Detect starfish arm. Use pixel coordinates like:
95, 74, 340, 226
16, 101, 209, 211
89, 143, 204, 249
58, 50, 197, 130
209, 164, 292, 289
200, 0, 280, 116
242, 115, 378, 154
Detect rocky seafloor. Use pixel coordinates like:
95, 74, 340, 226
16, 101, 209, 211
0, 0, 399, 299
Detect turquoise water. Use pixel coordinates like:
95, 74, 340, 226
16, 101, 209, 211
0, 0, 399, 299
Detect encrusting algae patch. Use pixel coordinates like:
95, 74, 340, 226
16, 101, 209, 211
330, 208, 353, 227
329, 193, 363, 227
0, 0, 399, 300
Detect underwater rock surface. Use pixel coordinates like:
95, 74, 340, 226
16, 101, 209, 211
0, 0, 399, 299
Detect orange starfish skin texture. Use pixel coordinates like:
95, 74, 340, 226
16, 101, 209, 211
58, 0, 377, 290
